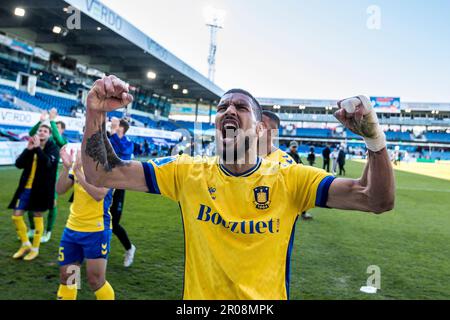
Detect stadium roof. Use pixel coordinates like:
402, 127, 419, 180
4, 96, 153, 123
0, 0, 224, 102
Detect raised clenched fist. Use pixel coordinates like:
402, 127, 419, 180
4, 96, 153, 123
86, 75, 134, 113
334, 96, 377, 138
334, 95, 386, 152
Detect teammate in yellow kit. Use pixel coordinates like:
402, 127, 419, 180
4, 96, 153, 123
260, 110, 295, 165
80, 76, 395, 300
261, 110, 314, 220
8, 124, 59, 261
55, 148, 114, 300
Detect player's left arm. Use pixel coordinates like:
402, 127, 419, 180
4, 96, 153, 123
326, 96, 395, 214
326, 148, 395, 213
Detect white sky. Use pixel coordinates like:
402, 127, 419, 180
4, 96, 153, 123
101, 0, 450, 103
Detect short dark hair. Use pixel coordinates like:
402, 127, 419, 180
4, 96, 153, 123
262, 110, 280, 128
56, 121, 66, 130
119, 119, 130, 134
223, 88, 262, 121
39, 124, 52, 133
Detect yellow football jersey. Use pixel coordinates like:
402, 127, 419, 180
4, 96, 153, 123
265, 148, 295, 166
66, 168, 113, 232
142, 155, 334, 300
24, 154, 37, 189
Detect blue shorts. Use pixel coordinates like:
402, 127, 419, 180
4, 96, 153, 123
15, 188, 32, 210
58, 228, 112, 266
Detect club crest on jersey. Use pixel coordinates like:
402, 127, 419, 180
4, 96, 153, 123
253, 186, 270, 210
208, 187, 217, 200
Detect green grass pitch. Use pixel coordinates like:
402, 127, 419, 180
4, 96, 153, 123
0, 159, 449, 300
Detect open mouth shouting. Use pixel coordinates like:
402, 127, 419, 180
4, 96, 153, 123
220, 117, 240, 145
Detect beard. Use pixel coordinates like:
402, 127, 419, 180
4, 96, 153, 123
219, 135, 257, 164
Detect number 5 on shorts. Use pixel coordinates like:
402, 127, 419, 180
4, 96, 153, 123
58, 247, 64, 262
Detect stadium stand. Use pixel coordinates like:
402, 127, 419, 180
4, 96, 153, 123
344, 129, 363, 140
425, 132, 450, 143
0, 83, 78, 116
0, 93, 20, 110
1, 75, 449, 159
129, 114, 158, 128
296, 128, 332, 138
0, 0, 448, 162
385, 130, 413, 142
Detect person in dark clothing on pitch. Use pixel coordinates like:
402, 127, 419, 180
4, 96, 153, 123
307, 147, 316, 166
8, 123, 59, 261
286, 140, 302, 164
143, 139, 150, 156
287, 141, 313, 221
338, 147, 346, 176
109, 118, 136, 267
27, 108, 67, 243
322, 144, 331, 172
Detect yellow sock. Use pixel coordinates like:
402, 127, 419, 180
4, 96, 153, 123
32, 216, 44, 249
95, 281, 115, 300
57, 284, 77, 300
12, 216, 30, 245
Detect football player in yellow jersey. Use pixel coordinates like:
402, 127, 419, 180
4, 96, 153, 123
261, 110, 314, 222
260, 110, 295, 166
261, 110, 314, 221
80, 75, 395, 300
8, 123, 59, 261
55, 148, 114, 300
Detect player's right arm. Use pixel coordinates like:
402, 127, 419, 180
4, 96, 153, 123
81, 75, 148, 192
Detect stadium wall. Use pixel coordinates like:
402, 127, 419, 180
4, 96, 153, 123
0, 141, 82, 165
0, 108, 182, 141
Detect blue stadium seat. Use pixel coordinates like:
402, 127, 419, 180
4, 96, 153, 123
295, 128, 332, 138
425, 132, 450, 143
344, 129, 363, 140
0, 83, 78, 116
385, 130, 412, 141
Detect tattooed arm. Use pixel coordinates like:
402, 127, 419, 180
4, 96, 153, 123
326, 97, 395, 214
81, 75, 148, 192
